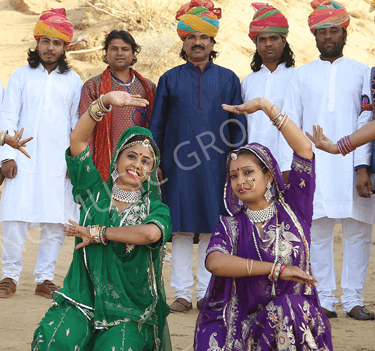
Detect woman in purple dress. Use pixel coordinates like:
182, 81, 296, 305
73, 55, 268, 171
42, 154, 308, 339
194, 98, 333, 350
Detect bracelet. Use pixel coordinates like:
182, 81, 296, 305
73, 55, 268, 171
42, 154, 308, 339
337, 135, 356, 156
99, 225, 108, 245
98, 94, 113, 113
249, 259, 254, 277
87, 95, 113, 123
246, 259, 254, 276
0, 130, 7, 146
273, 261, 283, 282
279, 264, 287, 278
268, 261, 277, 281
88, 225, 101, 244
271, 109, 286, 122
278, 116, 289, 132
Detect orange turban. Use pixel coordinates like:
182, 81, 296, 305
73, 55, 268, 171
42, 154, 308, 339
308, 0, 350, 34
176, 0, 221, 39
33, 8, 73, 45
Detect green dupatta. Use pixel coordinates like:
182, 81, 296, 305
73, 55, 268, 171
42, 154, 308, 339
54, 127, 172, 350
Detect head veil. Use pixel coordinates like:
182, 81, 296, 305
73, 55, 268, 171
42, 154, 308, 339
109, 126, 161, 203
224, 143, 285, 216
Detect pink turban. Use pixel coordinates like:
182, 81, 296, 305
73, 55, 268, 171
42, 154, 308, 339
33, 8, 73, 45
249, 3, 289, 42
308, 0, 350, 34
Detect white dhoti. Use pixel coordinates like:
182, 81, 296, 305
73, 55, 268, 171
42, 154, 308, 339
310, 217, 372, 312
171, 232, 212, 302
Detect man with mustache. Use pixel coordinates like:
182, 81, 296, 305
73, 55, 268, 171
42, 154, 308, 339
242, 3, 295, 184
0, 9, 82, 299
150, 0, 246, 313
284, 0, 375, 320
79, 30, 156, 181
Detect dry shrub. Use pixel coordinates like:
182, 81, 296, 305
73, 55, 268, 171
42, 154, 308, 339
135, 31, 182, 80
348, 10, 367, 19
68, 0, 181, 80
81, 0, 175, 32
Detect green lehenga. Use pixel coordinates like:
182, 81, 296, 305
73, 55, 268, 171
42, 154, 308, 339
32, 127, 172, 351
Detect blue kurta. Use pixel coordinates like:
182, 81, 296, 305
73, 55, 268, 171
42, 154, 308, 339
150, 61, 246, 233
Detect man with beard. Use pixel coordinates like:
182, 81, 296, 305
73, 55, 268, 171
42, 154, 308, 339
242, 3, 295, 183
79, 30, 156, 181
284, 0, 375, 320
0, 9, 82, 299
150, 0, 246, 312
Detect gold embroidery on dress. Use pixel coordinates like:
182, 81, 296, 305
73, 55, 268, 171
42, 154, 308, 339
291, 155, 313, 176
126, 244, 135, 253
299, 179, 306, 188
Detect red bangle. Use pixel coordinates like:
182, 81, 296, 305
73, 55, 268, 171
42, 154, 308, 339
279, 264, 287, 277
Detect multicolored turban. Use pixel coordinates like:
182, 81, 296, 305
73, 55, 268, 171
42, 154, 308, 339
248, 3, 289, 42
176, 0, 221, 39
369, 0, 375, 12
33, 8, 73, 45
308, 0, 350, 34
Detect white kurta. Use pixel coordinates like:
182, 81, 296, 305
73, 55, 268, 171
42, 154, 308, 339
0, 79, 4, 104
241, 63, 295, 172
284, 56, 375, 224
0, 64, 82, 223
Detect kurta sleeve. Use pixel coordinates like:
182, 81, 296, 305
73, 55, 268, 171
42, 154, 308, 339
0, 79, 4, 105
283, 74, 304, 130
354, 65, 372, 168
69, 74, 83, 132
206, 220, 232, 257
65, 146, 103, 206
0, 71, 22, 161
229, 75, 247, 146
79, 79, 100, 153
284, 152, 315, 224
149, 74, 170, 155
143, 199, 172, 249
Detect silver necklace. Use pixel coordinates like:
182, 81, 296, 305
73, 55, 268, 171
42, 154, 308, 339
112, 182, 141, 203
246, 201, 275, 223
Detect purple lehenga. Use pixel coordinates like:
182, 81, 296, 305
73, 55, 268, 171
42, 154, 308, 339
194, 143, 333, 351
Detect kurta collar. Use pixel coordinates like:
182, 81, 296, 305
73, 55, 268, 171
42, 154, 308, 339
186, 60, 214, 73
261, 62, 287, 74
36, 63, 62, 74
318, 55, 345, 66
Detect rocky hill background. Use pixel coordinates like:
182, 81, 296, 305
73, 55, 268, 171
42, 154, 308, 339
2, 0, 375, 87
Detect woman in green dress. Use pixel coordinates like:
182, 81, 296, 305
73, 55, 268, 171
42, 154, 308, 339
32, 91, 172, 351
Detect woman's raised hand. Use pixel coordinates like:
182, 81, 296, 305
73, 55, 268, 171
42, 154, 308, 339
305, 125, 339, 155
103, 91, 149, 108
279, 265, 318, 287
5, 128, 33, 158
63, 219, 92, 249
222, 97, 263, 115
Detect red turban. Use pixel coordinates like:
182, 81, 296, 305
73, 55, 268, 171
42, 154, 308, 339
33, 8, 73, 45
249, 3, 289, 42
308, 0, 350, 34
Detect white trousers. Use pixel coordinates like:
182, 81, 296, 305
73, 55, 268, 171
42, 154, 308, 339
171, 232, 212, 303
1, 221, 65, 285
310, 217, 372, 312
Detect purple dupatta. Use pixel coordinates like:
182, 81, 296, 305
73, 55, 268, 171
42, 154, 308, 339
194, 143, 333, 351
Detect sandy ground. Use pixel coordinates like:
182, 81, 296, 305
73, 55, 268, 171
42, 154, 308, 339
0, 227, 375, 350
1, 0, 375, 349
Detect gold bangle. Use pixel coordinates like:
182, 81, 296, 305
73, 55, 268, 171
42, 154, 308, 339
249, 259, 254, 277
246, 259, 251, 276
